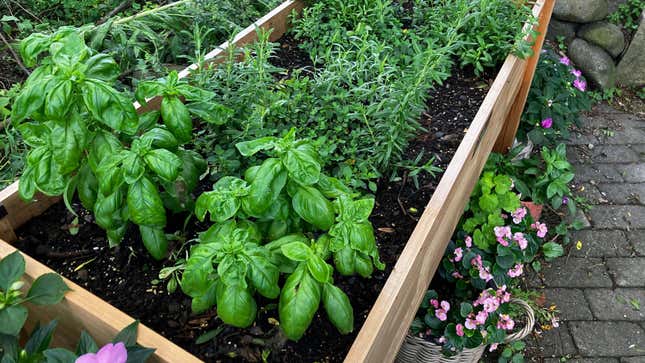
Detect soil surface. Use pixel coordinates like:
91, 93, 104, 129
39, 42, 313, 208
15, 35, 491, 362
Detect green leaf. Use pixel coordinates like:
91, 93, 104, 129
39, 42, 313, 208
307, 255, 331, 283
134, 81, 165, 105
249, 256, 280, 299
114, 320, 139, 346
160, 96, 192, 143
333, 248, 356, 276
543, 242, 564, 259
194, 177, 248, 222
0, 305, 28, 336
11, 82, 47, 123
216, 283, 257, 328
279, 267, 321, 341
84, 53, 120, 82
122, 152, 145, 185
291, 186, 335, 230
75, 331, 98, 355
139, 225, 168, 260
496, 254, 516, 269
25, 320, 57, 355
82, 80, 138, 134
144, 149, 181, 182
460, 302, 473, 318
27, 273, 69, 305
283, 145, 321, 186
127, 177, 166, 228
281, 242, 313, 262
242, 158, 287, 217
45, 79, 73, 119
0, 251, 25, 291
43, 348, 77, 363
235, 137, 277, 157
19, 167, 37, 201
322, 284, 354, 334
19, 32, 51, 67
478, 193, 499, 212
140, 128, 178, 150
51, 116, 86, 175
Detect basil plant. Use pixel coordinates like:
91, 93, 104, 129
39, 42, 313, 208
180, 130, 383, 340
10, 27, 225, 259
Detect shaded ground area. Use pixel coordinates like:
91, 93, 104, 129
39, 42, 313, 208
525, 102, 645, 362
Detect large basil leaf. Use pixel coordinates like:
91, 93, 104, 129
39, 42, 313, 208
177, 149, 206, 192
186, 101, 233, 125
94, 189, 125, 231
95, 153, 125, 196
316, 175, 352, 199
122, 152, 145, 185
127, 177, 166, 228
18, 167, 36, 201
11, 81, 48, 123
81, 79, 138, 134
88, 131, 122, 172
333, 247, 356, 276
144, 149, 181, 182
242, 158, 287, 217
19, 32, 51, 67
235, 137, 277, 157
16, 122, 49, 147
134, 81, 165, 105
181, 244, 218, 313
160, 96, 192, 143
307, 254, 331, 284
84, 53, 120, 82
279, 267, 321, 341
44, 79, 73, 119
291, 186, 334, 230
139, 225, 168, 260
283, 144, 321, 186
33, 149, 66, 195
249, 255, 280, 299
77, 164, 98, 211
140, 128, 178, 150
322, 283, 354, 334
349, 222, 377, 254
216, 283, 257, 328
281, 242, 312, 262
50, 116, 86, 175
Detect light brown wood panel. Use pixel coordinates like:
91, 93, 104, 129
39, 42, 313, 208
0, 181, 59, 242
345, 1, 549, 361
494, 0, 555, 152
0, 240, 202, 363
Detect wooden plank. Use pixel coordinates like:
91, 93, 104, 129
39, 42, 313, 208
494, 0, 555, 152
345, 2, 549, 361
0, 239, 202, 363
0, 0, 304, 241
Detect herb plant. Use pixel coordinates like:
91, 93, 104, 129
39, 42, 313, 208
608, 0, 644, 32
12, 28, 212, 259
0, 251, 68, 337
181, 131, 382, 340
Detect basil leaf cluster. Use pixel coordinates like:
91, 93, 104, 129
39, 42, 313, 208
181, 130, 383, 340
11, 28, 220, 259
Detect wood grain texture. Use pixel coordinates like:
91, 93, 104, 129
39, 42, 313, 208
494, 0, 555, 152
345, 1, 550, 361
0, 1, 301, 361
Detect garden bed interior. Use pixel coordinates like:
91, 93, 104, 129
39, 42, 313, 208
0, 0, 554, 362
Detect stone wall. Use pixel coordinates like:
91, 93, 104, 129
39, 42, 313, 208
547, 0, 644, 89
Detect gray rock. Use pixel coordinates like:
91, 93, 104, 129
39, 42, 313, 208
579, 21, 626, 57
616, 11, 645, 87
554, 0, 609, 23
569, 38, 617, 89
547, 19, 579, 43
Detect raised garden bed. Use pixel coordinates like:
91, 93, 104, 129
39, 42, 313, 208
0, 0, 554, 361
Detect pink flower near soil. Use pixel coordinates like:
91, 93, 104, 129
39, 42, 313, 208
456, 324, 465, 337
573, 78, 587, 92
571, 69, 582, 78
559, 56, 570, 66
541, 117, 553, 129
531, 221, 548, 238
511, 207, 527, 224
454, 247, 463, 262
497, 314, 515, 330
513, 232, 528, 250
489, 343, 499, 352
76, 343, 127, 363
507, 263, 524, 278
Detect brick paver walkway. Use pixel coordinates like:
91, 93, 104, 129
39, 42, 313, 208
526, 103, 645, 362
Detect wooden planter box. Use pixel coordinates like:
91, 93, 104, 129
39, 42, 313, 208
0, 0, 554, 362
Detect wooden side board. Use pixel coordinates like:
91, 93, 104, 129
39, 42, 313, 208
345, 1, 554, 361
0, 1, 302, 361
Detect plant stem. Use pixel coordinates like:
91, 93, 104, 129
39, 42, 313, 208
113, 0, 191, 26
0, 30, 30, 76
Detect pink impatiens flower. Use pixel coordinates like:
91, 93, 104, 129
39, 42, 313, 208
465, 235, 472, 248
573, 78, 587, 92
454, 247, 463, 262
494, 226, 512, 246
507, 263, 524, 278
531, 221, 548, 238
559, 56, 570, 66
541, 117, 553, 129
571, 69, 582, 78
497, 314, 515, 330
430, 299, 439, 308
513, 232, 528, 250
76, 343, 127, 363
456, 324, 465, 337
478, 267, 494, 282
475, 310, 488, 324
435, 301, 451, 321
511, 207, 527, 224
465, 315, 478, 329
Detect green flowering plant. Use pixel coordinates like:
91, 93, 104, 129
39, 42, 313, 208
519, 49, 592, 145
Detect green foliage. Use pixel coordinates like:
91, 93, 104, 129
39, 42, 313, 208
0, 86, 25, 190
412, 0, 537, 75
12, 28, 213, 259
181, 132, 381, 340
519, 49, 592, 145
461, 171, 521, 251
0, 320, 155, 363
608, 0, 644, 32
0, 251, 68, 337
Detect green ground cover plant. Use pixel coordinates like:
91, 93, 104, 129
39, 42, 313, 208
608, 0, 644, 32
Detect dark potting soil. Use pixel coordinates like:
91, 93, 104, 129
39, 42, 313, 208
14, 39, 492, 362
